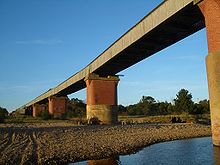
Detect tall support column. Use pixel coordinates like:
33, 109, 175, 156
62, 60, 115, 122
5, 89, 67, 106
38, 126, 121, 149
48, 96, 67, 118
199, 0, 220, 146
85, 74, 120, 124
32, 104, 47, 117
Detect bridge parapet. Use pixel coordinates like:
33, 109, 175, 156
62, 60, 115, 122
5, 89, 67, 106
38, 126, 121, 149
22, 0, 203, 110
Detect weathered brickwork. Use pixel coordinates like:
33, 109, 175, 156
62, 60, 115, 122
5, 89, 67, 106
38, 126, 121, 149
32, 104, 47, 117
199, 0, 220, 53
85, 74, 119, 124
200, 0, 220, 146
86, 79, 119, 106
48, 96, 67, 116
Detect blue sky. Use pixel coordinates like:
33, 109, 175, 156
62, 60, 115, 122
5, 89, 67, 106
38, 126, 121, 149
0, 0, 209, 112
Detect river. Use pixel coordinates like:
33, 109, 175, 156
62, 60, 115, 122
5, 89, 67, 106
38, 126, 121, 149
72, 137, 220, 165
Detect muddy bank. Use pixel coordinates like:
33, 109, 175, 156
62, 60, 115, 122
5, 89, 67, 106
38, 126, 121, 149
0, 123, 211, 164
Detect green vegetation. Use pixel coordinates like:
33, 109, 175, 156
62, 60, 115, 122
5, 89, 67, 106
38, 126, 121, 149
3, 115, 77, 124
1, 88, 210, 124
4, 116, 44, 124
66, 98, 86, 118
36, 109, 51, 120
119, 114, 210, 124
119, 89, 209, 116
174, 89, 194, 114
0, 107, 9, 123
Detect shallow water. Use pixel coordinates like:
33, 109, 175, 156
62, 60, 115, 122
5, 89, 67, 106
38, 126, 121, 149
72, 137, 220, 165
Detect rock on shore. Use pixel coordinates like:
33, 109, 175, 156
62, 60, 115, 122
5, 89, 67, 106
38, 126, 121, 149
0, 123, 211, 164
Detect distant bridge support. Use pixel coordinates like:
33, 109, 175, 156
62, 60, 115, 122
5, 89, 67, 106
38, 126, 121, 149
199, 0, 220, 146
48, 96, 67, 118
85, 74, 119, 124
33, 104, 47, 117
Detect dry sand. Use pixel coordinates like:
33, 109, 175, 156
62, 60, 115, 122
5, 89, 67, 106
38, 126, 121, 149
0, 123, 211, 164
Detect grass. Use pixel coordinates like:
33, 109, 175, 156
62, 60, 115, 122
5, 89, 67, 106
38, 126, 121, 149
3, 116, 68, 124
2, 116, 88, 125
119, 114, 210, 124
1, 114, 210, 125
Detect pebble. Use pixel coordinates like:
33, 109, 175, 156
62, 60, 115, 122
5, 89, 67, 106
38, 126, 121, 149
0, 123, 211, 164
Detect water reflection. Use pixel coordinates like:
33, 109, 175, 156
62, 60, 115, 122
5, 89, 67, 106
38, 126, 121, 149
213, 146, 220, 165
87, 156, 119, 165
72, 137, 215, 165
81, 147, 220, 165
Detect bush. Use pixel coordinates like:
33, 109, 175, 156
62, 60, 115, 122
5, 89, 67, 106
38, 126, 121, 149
37, 110, 51, 120
0, 116, 5, 123
0, 107, 8, 123
66, 98, 86, 118
88, 117, 100, 125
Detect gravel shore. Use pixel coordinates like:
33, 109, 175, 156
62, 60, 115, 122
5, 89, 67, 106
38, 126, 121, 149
0, 123, 211, 164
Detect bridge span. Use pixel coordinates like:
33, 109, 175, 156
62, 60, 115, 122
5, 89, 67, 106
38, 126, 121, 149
18, 0, 220, 146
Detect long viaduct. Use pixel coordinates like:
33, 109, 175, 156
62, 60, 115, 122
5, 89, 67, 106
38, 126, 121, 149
18, 0, 220, 146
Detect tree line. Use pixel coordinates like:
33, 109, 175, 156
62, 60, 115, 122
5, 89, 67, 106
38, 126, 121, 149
0, 106, 9, 123
119, 88, 209, 116
0, 88, 210, 121
67, 88, 209, 117
66, 98, 86, 118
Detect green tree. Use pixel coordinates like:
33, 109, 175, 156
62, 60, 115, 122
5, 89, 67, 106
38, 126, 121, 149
174, 89, 194, 114
37, 110, 51, 120
199, 99, 210, 114
66, 98, 86, 118
140, 96, 158, 115
157, 101, 172, 115
126, 96, 158, 116
0, 107, 9, 123
167, 103, 174, 114
192, 99, 210, 114
118, 105, 127, 115
127, 104, 143, 116
140, 96, 156, 104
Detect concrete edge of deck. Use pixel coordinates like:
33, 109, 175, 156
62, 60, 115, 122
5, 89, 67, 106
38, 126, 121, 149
23, 0, 195, 108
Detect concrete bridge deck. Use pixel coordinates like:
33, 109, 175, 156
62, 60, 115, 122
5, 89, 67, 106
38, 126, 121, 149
22, 0, 205, 108
17, 0, 220, 147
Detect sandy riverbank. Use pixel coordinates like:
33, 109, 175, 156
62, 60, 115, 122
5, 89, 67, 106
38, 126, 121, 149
0, 123, 211, 164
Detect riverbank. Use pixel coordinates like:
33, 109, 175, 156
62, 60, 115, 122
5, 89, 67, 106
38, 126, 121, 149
0, 123, 211, 164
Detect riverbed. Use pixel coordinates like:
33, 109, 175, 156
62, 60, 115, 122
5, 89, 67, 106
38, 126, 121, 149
0, 123, 211, 164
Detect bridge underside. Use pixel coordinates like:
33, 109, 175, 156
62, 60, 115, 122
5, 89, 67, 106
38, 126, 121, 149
94, 5, 205, 77
18, 0, 207, 124
21, 1, 206, 123
47, 4, 204, 101
60, 4, 205, 96
17, 0, 220, 147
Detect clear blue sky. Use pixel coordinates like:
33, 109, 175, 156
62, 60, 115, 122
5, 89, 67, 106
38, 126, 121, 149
0, 0, 209, 112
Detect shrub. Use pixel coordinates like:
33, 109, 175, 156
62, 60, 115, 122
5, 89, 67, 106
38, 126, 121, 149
37, 110, 51, 120
88, 117, 100, 125
0, 107, 8, 123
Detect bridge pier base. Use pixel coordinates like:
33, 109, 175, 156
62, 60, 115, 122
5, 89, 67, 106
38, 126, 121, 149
199, 0, 220, 146
48, 96, 67, 118
85, 74, 119, 124
32, 104, 47, 117
206, 52, 220, 146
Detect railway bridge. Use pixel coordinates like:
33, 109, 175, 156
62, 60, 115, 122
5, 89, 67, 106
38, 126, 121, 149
18, 0, 220, 146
